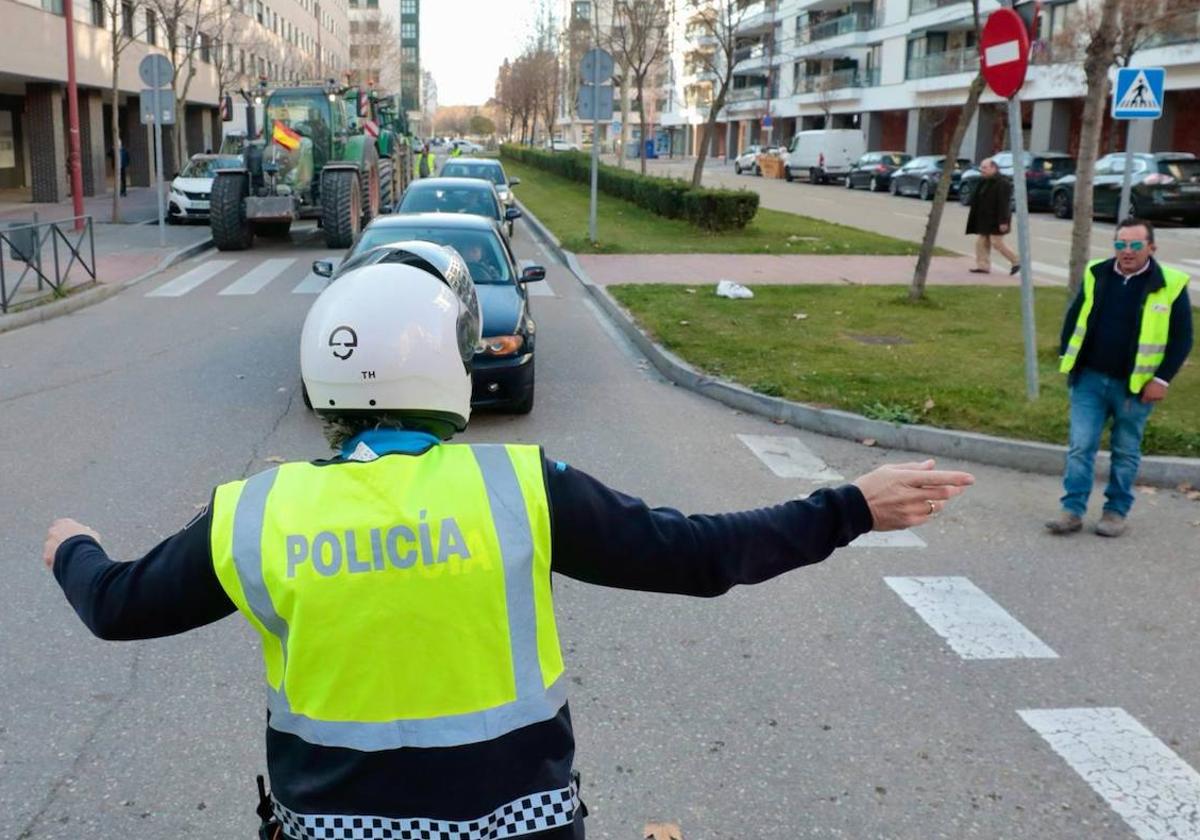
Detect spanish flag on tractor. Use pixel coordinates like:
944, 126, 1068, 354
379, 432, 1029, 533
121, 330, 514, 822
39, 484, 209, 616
272, 120, 301, 151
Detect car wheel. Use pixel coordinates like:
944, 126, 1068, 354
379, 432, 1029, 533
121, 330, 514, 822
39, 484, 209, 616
734, 162, 742, 174
784, 166, 794, 182
919, 181, 931, 201
959, 183, 973, 205
845, 174, 854, 189
753, 163, 761, 176
301, 382, 312, 410
510, 361, 535, 415
1128, 195, 1143, 219
890, 179, 900, 196
870, 176, 879, 192
1053, 190, 1073, 220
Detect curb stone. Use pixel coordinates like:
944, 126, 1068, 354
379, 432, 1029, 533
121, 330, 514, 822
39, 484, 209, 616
0, 235, 214, 336
515, 199, 1200, 489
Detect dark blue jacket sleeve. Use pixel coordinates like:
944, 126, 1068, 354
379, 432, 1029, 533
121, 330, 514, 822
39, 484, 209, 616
1156, 286, 1193, 383
52, 508, 235, 640
544, 458, 873, 596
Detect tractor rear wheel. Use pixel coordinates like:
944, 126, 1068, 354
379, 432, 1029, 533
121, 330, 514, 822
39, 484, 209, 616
377, 157, 395, 212
210, 172, 254, 251
360, 162, 381, 226
322, 169, 362, 249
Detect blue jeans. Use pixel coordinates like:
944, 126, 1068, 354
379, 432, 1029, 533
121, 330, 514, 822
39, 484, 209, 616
1061, 369, 1154, 517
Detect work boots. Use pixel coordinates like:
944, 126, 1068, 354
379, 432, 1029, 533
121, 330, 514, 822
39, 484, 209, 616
1095, 511, 1128, 538
1044, 512, 1083, 535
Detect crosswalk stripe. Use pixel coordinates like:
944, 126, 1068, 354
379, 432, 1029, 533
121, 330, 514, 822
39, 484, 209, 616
219, 258, 298, 296
146, 259, 237, 297
1019, 707, 1200, 840
292, 272, 331, 295
527, 278, 556, 297
849, 530, 926, 548
737, 434, 844, 481
885, 576, 1058, 659
1031, 260, 1069, 279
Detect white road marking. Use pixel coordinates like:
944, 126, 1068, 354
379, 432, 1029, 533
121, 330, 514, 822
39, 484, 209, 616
1037, 236, 1071, 247
894, 211, 927, 220
1182, 258, 1200, 268
218, 258, 297, 296
737, 434, 844, 481
526, 278, 556, 297
146, 259, 236, 297
1019, 707, 1200, 840
1032, 261, 1070, 279
849, 529, 927, 548
884, 576, 1058, 659
292, 271, 332, 295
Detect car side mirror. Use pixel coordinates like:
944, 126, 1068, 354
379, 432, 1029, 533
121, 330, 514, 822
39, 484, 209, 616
505, 206, 522, 221
520, 263, 545, 283
509, 176, 520, 186
312, 260, 334, 278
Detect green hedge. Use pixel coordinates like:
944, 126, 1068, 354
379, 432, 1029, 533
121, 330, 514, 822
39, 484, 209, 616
500, 144, 758, 231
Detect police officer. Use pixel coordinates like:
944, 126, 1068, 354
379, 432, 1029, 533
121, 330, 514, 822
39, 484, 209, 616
44, 244, 974, 840
450, 142, 463, 157
417, 142, 436, 178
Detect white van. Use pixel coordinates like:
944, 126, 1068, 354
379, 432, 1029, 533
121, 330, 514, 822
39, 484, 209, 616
784, 129, 866, 184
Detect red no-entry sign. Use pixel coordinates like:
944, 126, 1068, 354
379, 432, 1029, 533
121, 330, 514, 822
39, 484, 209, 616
980, 9, 1031, 99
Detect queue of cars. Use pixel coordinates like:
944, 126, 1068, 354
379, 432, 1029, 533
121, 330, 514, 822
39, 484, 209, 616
737, 136, 1200, 224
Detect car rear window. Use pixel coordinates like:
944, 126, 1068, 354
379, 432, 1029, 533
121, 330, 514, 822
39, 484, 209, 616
441, 162, 506, 185
352, 226, 512, 283
1159, 159, 1200, 182
1033, 157, 1075, 175
880, 154, 907, 166
398, 186, 496, 218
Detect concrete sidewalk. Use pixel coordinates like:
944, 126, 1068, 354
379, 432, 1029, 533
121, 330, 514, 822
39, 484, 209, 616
0, 185, 168, 225
577, 253, 1057, 288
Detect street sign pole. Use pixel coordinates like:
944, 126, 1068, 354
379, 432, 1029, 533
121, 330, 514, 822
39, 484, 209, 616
1118, 129, 1136, 220
589, 80, 599, 243
1007, 94, 1038, 400
152, 64, 166, 247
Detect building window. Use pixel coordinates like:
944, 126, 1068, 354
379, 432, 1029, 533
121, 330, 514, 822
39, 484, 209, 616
91, 0, 103, 25
121, 1, 133, 35
146, 9, 156, 44
42, 0, 64, 15
200, 32, 211, 62
401, 0, 416, 11
401, 21, 416, 38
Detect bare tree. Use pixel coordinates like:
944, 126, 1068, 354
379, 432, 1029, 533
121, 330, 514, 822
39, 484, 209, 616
909, 0, 983, 301
606, 1, 670, 173
146, 0, 218, 167
348, 12, 403, 94
686, 0, 751, 188
98, 0, 144, 222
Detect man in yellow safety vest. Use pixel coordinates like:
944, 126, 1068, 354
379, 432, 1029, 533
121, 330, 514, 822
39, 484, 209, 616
43, 243, 974, 840
1048, 217, 1192, 537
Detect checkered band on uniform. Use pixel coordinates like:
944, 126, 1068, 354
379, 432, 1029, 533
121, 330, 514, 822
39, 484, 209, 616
272, 777, 580, 840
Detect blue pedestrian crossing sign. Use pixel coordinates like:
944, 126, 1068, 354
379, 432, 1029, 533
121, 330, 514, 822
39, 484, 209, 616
1112, 67, 1165, 119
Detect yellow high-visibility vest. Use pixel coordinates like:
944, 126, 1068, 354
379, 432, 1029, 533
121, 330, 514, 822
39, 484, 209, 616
1060, 260, 1189, 393
210, 443, 564, 751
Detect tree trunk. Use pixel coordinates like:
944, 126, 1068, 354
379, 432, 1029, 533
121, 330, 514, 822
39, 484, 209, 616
909, 72, 986, 301
1069, 0, 1119, 296
636, 76, 647, 175
110, 59, 121, 223
691, 86, 729, 188
618, 72, 630, 169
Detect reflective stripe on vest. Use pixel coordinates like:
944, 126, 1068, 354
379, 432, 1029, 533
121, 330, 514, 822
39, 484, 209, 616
211, 443, 565, 752
1059, 261, 1190, 393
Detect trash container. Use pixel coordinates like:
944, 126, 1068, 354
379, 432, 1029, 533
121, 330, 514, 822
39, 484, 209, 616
5, 221, 38, 263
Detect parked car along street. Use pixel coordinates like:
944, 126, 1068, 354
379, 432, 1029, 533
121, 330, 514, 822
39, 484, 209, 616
1050, 152, 1200, 225
393, 177, 522, 237
312, 212, 542, 413
167, 154, 242, 223
890, 155, 971, 200
784, 128, 866, 184
548, 139, 580, 152
958, 151, 1075, 210
845, 152, 911, 191
734, 145, 781, 176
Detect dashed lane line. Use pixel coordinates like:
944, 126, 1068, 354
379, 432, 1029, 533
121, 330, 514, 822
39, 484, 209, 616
1019, 707, 1200, 840
885, 576, 1059, 659
849, 530, 927, 548
145, 259, 237, 297
218, 258, 297, 296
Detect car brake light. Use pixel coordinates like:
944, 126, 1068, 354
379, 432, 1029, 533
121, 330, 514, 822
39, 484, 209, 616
876, 164, 888, 172
1143, 173, 1176, 186
819, 153, 825, 167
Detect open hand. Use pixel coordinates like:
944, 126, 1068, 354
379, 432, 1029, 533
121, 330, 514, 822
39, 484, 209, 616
43, 518, 100, 570
853, 460, 975, 531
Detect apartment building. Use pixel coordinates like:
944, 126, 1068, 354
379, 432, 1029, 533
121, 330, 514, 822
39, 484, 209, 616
658, 0, 1200, 162
0, 0, 348, 201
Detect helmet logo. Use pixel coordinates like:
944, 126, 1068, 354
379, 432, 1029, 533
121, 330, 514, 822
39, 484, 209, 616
329, 326, 358, 360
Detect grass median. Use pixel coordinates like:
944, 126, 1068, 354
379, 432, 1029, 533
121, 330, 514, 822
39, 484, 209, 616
607, 283, 1200, 458
503, 158, 928, 256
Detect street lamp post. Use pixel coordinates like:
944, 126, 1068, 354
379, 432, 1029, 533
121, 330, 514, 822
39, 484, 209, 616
63, 0, 87, 230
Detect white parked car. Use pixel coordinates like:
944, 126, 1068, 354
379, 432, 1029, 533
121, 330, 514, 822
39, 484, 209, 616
451, 139, 484, 154
167, 153, 242, 223
733, 145, 781, 175
783, 129, 866, 184
548, 139, 580, 152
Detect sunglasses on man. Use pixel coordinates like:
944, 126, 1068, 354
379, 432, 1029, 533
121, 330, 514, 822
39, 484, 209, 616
1113, 240, 1149, 251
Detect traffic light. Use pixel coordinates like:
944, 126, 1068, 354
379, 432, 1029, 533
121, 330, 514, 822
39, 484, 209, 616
1014, 0, 1042, 40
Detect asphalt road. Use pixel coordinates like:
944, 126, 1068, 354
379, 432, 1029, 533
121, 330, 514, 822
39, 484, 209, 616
635, 156, 1200, 281
1, 217, 1199, 840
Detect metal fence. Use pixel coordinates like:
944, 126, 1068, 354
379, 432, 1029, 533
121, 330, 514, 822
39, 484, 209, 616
0, 216, 96, 314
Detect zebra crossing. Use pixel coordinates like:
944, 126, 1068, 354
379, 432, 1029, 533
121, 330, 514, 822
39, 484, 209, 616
737, 433, 1200, 839
144, 252, 558, 299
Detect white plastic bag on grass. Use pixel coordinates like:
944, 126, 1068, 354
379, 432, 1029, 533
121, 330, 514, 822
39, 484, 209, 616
716, 279, 754, 299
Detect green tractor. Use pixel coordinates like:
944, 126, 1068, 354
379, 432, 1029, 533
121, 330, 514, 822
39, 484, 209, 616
344, 88, 412, 212
210, 81, 383, 251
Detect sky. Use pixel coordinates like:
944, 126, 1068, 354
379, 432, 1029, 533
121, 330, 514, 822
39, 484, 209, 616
422, 1, 545, 107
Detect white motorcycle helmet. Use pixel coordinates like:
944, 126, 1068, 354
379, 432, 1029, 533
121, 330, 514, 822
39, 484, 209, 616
300, 241, 482, 436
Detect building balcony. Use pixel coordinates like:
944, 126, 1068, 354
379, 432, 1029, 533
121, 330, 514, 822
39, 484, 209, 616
795, 66, 879, 93
733, 42, 772, 74
906, 45, 979, 79
727, 84, 767, 103
736, 1, 776, 35
807, 11, 874, 42
909, 0, 968, 15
